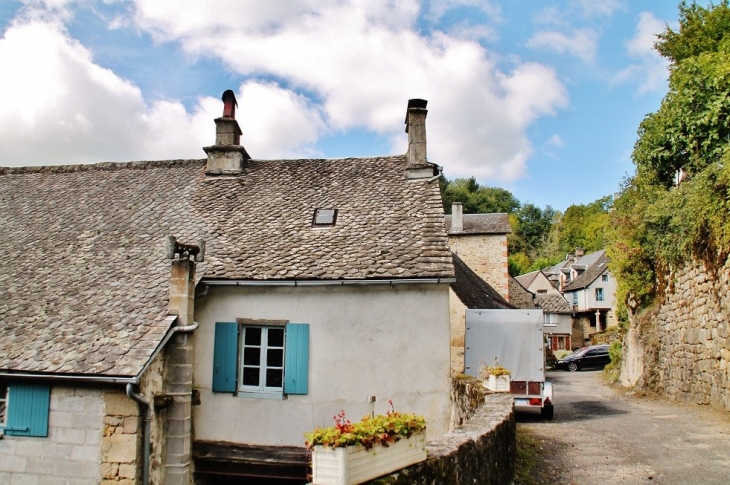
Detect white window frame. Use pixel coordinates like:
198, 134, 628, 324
602, 274, 609, 282
595, 288, 604, 301
239, 326, 285, 398
544, 313, 558, 326
572, 292, 578, 306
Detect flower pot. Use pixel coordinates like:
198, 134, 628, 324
311, 432, 427, 485
485, 374, 510, 392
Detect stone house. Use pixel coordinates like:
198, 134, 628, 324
0, 93, 454, 483
444, 204, 511, 300
508, 278, 572, 351
514, 269, 560, 296
548, 249, 617, 346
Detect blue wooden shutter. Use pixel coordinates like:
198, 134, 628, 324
212, 322, 239, 393
5, 382, 51, 437
284, 323, 309, 395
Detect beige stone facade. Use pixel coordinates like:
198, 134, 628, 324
449, 234, 509, 300
450, 288, 467, 375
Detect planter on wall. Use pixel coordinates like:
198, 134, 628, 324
484, 374, 510, 392
311, 432, 427, 485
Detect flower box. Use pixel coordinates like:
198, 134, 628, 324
485, 374, 510, 392
311, 431, 427, 485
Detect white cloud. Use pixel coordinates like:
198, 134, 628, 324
426, 0, 500, 22
526, 28, 598, 62
547, 134, 564, 148
0, 0, 570, 183
613, 12, 669, 94
573, 0, 624, 18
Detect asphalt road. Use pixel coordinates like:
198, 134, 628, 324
517, 369, 730, 484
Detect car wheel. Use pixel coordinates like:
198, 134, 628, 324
567, 362, 578, 372
541, 404, 554, 420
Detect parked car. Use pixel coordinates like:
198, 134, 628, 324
555, 344, 611, 371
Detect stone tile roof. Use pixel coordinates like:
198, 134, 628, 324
514, 270, 540, 288
563, 251, 609, 292
534, 294, 572, 314
0, 157, 453, 378
444, 213, 511, 235
450, 253, 513, 310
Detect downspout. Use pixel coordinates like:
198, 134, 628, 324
126, 322, 200, 485
126, 383, 152, 485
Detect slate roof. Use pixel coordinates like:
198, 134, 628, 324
0, 157, 453, 378
534, 294, 572, 314
444, 213, 511, 235
563, 250, 609, 291
515, 270, 540, 288
450, 253, 513, 310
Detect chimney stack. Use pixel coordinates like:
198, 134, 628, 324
404, 99, 434, 179
451, 202, 463, 233
203, 90, 251, 176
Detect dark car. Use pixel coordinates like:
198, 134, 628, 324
555, 344, 611, 371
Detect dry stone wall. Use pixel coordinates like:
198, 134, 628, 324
449, 234, 509, 300
631, 259, 730, 410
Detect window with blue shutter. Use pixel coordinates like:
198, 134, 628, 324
284, 323, 309, 395
2, 382, 51, 437
211, 321, 310, 397
212, 322, 239, 393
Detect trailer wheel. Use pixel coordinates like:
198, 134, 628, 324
541, 404, 554, 420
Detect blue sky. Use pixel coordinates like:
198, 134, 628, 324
0, 1, 690, 211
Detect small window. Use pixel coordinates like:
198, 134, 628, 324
0, 382, 50, 437
602, 274, 609, 282
312, 208, 338, 227
544, 313, 557, 326
572, 292, 578, 305
595, 288, 604, 301
537, 289, 547, 294
241, 326, 285, 393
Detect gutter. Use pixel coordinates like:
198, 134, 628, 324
202, 278, 456, 287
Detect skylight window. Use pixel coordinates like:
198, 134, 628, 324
312, 208, 337, 227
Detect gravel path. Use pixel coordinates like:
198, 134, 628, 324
517, 370, 730, 484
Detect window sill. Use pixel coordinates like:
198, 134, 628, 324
237, 391, 285, 401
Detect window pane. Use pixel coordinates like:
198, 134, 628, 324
268, 328, 284, 347
267, 348, 283, 367
243, 367, 260, 386
266, 369, 283, 388
243, 347, 260, 366
244, 327, 261, 345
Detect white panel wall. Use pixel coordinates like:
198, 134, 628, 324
193, 283, 452, 446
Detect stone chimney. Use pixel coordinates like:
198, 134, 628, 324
163, 236, 204, 485
404, 98, 434, 179
575, 247, 585, 258
451, 202, 463, 233
203, 89, 251, 176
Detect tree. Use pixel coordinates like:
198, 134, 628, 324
440, 176, 520, 214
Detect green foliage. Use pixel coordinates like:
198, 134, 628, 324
304, 407, 426, 450
508, 252, 532, 276
440, 176, 520, 214
548, 196, 612, 255
509, 204, 556, 261
611, 1, 730, 316
603, 341, 623, 383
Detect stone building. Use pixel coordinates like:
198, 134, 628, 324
444, 204, 511, 300
0, 94, 454, 483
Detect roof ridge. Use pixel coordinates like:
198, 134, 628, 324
0, 159, 206, 175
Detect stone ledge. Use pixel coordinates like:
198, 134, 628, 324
367, 394, 515, 485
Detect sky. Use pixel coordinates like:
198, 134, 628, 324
0, 0, 693, 211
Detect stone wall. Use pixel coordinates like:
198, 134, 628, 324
508, 277, 534, 309
103, 391, 142, 483
449, 234, 509, 300
0, 385, 104, 484
449, 289, 467, 375
368, 394, 515, 485
627, 259, 730, 410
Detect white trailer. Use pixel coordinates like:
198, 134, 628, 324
464, 309, 554, 419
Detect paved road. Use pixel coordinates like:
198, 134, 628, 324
517, 370, 730, 484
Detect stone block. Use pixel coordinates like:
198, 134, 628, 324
57, 428, 87, 445
86, 429, 102, 446
104, 416, 123, 426
10, 474, 38, 485
59, 396, 87, 413
104, 392, 138, 416
118, 463, 137, 479
72, 412, 102, 430
71, 444, 101, 463
14, 440, 44, 457
123, 416, 139, 434
43, 443, 72, 459
105, 433, 138, 463
101, 462, 119, 479
0, 454, 26, 473
0, 439, 16, 454
50, 411, 75, 429
25, 457, 55, 475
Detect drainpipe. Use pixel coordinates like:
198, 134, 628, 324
126, 383, 152, 485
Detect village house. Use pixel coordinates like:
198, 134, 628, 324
0, 93, 455, 484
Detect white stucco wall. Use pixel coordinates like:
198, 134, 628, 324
192, 283, 452, 447
570, 273, 617, 312
0, 386, 103, 484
